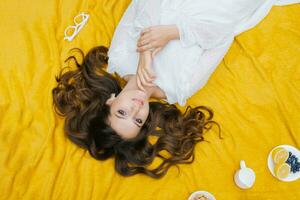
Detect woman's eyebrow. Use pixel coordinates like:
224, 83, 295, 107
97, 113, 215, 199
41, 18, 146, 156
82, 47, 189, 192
114, 114, 141, 128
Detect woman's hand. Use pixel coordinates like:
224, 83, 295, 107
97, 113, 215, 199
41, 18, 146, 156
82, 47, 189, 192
136, 51, 156, 91
136, 25, 179, 58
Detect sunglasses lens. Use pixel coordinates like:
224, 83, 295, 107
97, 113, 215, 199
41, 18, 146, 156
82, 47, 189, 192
74, 15, 85, 24
65, 27, 76, 37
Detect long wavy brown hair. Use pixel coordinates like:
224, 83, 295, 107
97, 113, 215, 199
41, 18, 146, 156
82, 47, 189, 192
52, 46, 220, 178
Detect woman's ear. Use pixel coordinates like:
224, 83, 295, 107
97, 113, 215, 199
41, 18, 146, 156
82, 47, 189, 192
105, 93, 116, 106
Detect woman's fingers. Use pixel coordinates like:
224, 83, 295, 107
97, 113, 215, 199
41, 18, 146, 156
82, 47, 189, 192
137, 43, 153, 52
137, 32, 153, 51
138, 68, 148, 89
141, 27, 151, 35
136, 72, 145, 91
137, 69, 156, 90
137, 34, 151, 47
136, 78, 145, 91
137, 73, 155, 91
151, 47, 162, 59
136, 51, 156, 90
137, 38, 150, 47
137, 40, 148, 48
143, 67, 156, 81
144, 59, 156, 79
141, 68, 156, 87
139, 67, 155, 88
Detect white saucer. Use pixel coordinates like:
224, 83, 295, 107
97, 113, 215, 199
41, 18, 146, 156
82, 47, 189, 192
188, 191, 216, 200
267, 144, 300, 182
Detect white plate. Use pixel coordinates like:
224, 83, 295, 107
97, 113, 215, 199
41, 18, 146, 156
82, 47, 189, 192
188, 191, 216, 200
267, 144, 300, 182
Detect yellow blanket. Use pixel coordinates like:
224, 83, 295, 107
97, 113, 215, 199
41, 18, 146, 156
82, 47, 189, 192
0, 0, 299, 199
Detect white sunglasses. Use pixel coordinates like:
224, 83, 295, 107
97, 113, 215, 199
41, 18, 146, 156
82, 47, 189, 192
64, 12, 90, 42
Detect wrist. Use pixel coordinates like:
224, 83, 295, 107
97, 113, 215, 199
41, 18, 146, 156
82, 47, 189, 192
166, 25, 180, 41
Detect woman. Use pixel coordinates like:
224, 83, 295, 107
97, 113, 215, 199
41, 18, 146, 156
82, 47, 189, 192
106, 0, 298, 139
53, 0, 297, 178
53, 46, 216, 178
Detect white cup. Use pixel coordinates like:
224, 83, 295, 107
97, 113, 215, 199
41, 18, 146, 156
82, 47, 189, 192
234, 160, 256, 189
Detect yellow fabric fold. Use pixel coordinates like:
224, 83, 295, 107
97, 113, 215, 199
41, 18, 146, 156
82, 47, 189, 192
0, 0, 299, 199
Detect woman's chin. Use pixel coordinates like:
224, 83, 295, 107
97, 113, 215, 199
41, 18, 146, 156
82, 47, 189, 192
134, 89, 148, 99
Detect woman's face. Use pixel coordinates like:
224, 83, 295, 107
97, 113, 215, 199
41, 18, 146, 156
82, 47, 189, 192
106, 90, 149, 139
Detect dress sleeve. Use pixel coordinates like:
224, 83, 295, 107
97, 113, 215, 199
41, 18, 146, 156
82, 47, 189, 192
107, 0, 140, 77
175, 14, 235, 50
109, 0, 138, 52
175, 0, 298, 49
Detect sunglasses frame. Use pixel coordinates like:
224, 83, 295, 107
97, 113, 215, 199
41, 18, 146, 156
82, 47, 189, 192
64, 12, 90, 41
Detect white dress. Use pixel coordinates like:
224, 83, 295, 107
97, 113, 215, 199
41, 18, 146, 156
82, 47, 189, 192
107, 0, 299, 106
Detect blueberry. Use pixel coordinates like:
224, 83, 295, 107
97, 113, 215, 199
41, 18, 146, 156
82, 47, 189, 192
296, 164, 300, 172
294, 168, 298, 173
286, 153, 299, 166
291, 157, 297, 164
291, 163, 300, 173
286, 157, 292, 165
291, 155, 296, 160
293, 160, 298, 165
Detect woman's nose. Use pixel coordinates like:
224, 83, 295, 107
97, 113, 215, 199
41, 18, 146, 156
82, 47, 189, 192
131, 104, 141, 117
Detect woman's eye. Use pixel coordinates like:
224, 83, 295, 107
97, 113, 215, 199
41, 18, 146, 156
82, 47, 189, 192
118, 110, 126, 116
136, 118, 143, 124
